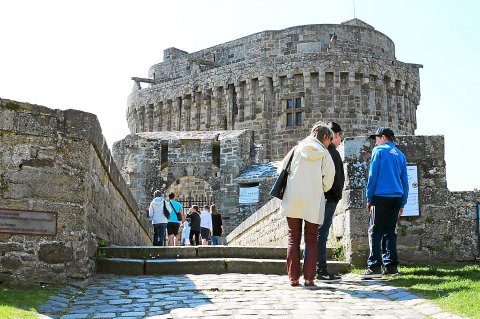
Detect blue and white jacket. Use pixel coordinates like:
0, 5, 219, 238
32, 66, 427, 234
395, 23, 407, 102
366, 142, 409, 207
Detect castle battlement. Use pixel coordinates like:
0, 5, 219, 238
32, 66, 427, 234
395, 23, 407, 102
127, 20, 421, 162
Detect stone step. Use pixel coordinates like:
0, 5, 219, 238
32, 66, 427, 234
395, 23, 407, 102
97, 245, 335, 260
96, 257, 350, 276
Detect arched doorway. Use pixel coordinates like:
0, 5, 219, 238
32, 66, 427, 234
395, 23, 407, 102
166, 176, 214, 214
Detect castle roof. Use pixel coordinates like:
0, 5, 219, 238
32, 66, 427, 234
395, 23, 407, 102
341, 18, 375, 30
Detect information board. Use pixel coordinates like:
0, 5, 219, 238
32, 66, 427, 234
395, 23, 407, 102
402, 165, 420, 217
0, 208, 57, 236
239, 186, 259, 204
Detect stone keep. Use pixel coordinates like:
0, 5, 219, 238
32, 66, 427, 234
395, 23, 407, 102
115, 19, 422, 233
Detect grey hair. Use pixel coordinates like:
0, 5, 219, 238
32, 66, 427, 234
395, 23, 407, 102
310, 121, 333, 142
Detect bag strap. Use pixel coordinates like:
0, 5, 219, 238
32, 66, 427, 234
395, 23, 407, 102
285, 148, 295, 172
169, 201, 178, 214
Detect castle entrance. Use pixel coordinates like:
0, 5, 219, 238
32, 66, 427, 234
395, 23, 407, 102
165, 176, 214, 214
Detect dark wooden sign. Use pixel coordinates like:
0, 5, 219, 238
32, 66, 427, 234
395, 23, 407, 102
0, 208, 57, 236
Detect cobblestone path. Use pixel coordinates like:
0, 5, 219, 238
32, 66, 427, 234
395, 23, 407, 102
38, 273, 466, 319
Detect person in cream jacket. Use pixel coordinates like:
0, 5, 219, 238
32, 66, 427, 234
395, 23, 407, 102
280, 121, 335, 286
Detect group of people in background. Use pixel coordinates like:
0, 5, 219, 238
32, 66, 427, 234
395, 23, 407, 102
280, 121, 408, 286
148, 192, 224, 247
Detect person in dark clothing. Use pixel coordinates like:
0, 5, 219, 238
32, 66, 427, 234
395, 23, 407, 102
186, 205, 201, 246
210, 204, 224, 245
316, 121, 345, 282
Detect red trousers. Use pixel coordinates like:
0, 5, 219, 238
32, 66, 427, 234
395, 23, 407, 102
286, 217, 319, 282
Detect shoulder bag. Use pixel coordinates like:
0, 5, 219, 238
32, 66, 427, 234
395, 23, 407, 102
163, 200, 170, 219
269, 149, 295, 200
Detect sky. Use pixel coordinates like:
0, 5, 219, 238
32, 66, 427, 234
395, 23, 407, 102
1, 0, 479, 191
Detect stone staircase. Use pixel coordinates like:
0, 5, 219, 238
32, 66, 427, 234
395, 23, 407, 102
96, 246, 350, 276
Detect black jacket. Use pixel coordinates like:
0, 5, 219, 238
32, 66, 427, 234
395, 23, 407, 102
324, 143, 345, 203
187, 211, 201, 231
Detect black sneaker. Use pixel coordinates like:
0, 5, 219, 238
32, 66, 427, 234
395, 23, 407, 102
316, 271, 341, 282
359, 268, 382, 279
383, 265, 399, 276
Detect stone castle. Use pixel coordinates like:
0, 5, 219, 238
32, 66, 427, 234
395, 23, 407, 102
114, 18, 422, 232
1, 19, 478, 286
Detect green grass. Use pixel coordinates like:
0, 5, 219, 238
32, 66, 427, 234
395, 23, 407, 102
355, 264, 480, 319
0, 286, 59, 319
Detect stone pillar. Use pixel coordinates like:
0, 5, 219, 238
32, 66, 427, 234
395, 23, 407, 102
183, 96, 191, 131
225, 85, 233, 129
211, 88, 220, 128
145, 104, 153, 132
166, 99, 172, 131
204, 91, 212, 129
270, 75, 280, 116
175, 97, 182, 131
136, 105, 144, 133
379, 75, 388, 122
193, 91, 201, 130
236, 84, 244, 122
245, 79, 252, 121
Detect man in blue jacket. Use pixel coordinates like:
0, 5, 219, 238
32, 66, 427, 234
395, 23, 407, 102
361, 127, 409, 279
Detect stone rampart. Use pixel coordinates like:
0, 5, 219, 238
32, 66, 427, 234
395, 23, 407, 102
227, 198, 287, 246
0, 98, 151, 286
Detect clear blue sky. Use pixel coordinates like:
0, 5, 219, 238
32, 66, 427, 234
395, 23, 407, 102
1, 0, 479, 191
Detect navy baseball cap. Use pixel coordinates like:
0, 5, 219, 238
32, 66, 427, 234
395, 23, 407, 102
328, 121, 343, 133
369, 127, 395, 140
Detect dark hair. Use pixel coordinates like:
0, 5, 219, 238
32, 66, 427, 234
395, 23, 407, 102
168, 192, 175, 199
192, 205, 199, 212
204, 205, 210, 209
153, 190, 162, 198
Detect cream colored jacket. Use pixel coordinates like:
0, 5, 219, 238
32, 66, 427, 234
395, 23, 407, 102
280, 136, 335, 225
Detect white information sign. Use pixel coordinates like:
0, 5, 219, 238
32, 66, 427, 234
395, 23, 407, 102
239, 186, 259, 204
402, 165, 420, 217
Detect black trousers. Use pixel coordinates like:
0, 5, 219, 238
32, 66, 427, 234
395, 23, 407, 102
189, 230, 200, 246
367, 196, 401, 269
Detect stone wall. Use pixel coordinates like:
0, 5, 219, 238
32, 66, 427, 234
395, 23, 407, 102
336, 135, 479, 265
113, 130, 254, 234
227, 135, 480, 265
0, 98, 151, 286
227, 199, 287, 246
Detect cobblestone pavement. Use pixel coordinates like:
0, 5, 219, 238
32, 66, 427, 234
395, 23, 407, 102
38, 273, 467, 319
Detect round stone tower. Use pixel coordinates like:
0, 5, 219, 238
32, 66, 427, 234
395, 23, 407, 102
126, 18, 421, 161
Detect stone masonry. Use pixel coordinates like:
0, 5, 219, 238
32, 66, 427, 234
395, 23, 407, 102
126, 18, 421, 162
0, 98, 151, 286
115, 18, 423, 234
113, 130, 253, 233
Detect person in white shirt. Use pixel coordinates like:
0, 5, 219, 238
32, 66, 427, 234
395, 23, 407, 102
199, 205, 213, 245
181, 220, 191, 246
148, 190, 169, 246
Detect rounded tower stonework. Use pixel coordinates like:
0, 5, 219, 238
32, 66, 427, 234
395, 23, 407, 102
127, 18, 421, 161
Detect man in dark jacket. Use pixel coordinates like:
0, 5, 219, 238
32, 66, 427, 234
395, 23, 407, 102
316, 122, 345, 281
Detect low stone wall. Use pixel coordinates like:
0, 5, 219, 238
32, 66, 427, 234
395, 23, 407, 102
226, 198, 287, 246
0, 98, 151, 286
335, 135, 479, 265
